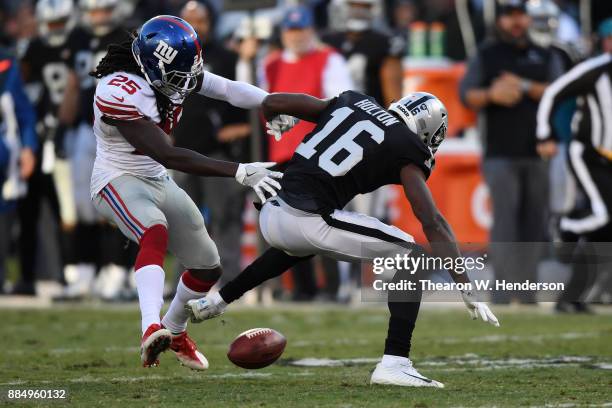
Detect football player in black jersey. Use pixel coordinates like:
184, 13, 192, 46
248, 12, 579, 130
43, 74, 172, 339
323, 0, 406, 302
57, 0, 136, 299
187, 90, 500, 387
15, 0, 76, 295
323, 0, 404, 107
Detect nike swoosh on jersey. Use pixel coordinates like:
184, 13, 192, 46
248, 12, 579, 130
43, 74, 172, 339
112, 95, 125, 102
401, 371, 432, 383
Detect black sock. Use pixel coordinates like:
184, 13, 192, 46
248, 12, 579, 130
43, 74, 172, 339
384, 262, 423, 358
384, 303, 420, 357
220, 247, 311, 303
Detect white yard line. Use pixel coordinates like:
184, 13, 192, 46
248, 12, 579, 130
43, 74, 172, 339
4, 331, 601, 356
288, 355, 608, 369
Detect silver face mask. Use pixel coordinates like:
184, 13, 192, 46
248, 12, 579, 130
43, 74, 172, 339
36, 0, 75, 46
152, 56, 203, 102
346, 8, 373, 32
526, 0, 560, 47
339, 0, 379, 32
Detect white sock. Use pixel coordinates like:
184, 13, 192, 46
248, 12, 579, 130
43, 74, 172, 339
161, 277, 206, 334
381, 354, 410, 367
134, 265, 165, 335
209, 291, 227, 308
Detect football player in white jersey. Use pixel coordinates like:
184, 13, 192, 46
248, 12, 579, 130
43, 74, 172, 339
89, 15, 290, 369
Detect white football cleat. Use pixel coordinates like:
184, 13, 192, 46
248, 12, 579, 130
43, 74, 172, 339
370, 357, 444, 388
170, 331, 209, 370
185, 292, 227, 323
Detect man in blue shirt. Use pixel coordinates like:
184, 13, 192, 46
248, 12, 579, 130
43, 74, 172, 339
0, 48, 37, 294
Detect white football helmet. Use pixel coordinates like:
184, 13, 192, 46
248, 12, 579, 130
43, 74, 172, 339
35, 0, 75, 46
388, 92, 448, 154
329, 0, 382, 32
79, 0, 121, 36
526, 0, 560, 47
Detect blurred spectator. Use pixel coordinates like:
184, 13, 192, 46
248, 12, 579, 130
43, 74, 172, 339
263, 5, 353, 300
526, 0, 581, 234
56, 0, 136, 300
536, 18, 612, 312
460, 0, 563, 303
591, 1, 612, 36
390, 0, 419, 40
17, 0, 75, 296
323, 0, 403, 107
1, 1, 37, 54
232, 14, 275, 86
264, 5, 353, 163
172, 0, 251, 284
0, 48, 38, 294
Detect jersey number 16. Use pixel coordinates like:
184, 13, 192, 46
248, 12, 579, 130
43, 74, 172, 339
295, 107, 384, 177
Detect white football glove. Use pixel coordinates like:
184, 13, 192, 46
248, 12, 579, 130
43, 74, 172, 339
266, 115, 298, 141
235, 162, 283, 203
461, 290, 500, 327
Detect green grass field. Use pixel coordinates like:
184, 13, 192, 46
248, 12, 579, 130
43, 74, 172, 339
1, 305, 610, 407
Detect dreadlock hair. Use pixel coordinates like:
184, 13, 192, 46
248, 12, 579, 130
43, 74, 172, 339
90, 35, 174, 126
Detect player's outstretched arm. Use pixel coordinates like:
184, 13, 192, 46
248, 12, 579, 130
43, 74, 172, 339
400, 164, 499, 326
198, 71, 268, 110
262, 93, 333, 141
105, 117, 282, 202
262, 93, 331, 123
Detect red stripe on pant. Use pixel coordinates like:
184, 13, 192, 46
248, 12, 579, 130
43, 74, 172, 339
107, 183, 147, 231
100, 190, 141, 241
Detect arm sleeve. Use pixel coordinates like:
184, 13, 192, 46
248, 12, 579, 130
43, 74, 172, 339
459, 53, 484, 106
198, 71, 268, 109
537, 54, 611, 140
322, 52, 355, 98
6, 60, 37, 151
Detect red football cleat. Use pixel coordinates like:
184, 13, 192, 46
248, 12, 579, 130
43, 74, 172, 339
140, 324, 172, 367
170, 332, 209, 370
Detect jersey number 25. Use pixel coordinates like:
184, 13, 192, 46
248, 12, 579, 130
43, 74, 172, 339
295, 107, 384, 176
108, 74, 142, 95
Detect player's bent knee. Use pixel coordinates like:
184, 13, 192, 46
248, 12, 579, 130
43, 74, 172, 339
178, 237, 220, 270
182, 268, 221, 293
135, 224, 169, 269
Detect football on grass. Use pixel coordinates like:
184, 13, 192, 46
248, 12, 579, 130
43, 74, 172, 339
227, 328, 286, 369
